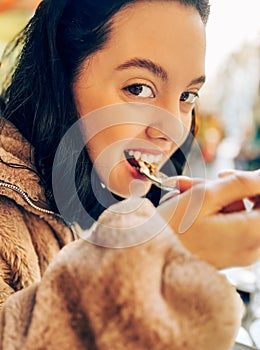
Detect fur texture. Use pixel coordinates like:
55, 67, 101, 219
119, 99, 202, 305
0, 119, 73, 307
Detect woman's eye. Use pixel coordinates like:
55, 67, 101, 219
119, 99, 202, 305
180, 91, 199, 104
123, 84, 155, 98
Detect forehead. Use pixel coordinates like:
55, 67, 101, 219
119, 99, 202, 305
110, 2, 205, 45
105, 1, 206, 74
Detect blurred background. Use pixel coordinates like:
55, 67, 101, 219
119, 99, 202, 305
199, 0, 260, 178
0, 0, 260, 348
0, 0, 40, 48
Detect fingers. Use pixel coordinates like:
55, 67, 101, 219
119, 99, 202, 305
179, 209, 260, 269
159, 169, 260, 236
160, 169, 260, 213
176, 176, 208, 192
217, 169, 237, 178
159, 176, 207, 205
212, 210, 260, 268
203, 169, 260, 214
220, 199, 246, 213
158, 169, 260, 270
218, 169, 260, 212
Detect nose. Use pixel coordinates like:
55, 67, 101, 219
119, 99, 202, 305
145, 106, 187, 147
145, 124, 171, 142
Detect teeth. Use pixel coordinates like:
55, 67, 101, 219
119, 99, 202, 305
142, 154, 149, 163
134, 151, 141, 160
128, 150, 163, 165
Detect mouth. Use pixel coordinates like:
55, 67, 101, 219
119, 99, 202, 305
124, 149, 162, 179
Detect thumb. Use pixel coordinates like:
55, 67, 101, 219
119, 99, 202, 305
207, 169, 260, 213
159, 176, 206, 205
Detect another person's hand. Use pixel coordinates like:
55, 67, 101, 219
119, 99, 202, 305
158, 169, 260, 269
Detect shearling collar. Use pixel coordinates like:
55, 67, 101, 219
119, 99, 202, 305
0, 117, 47, 208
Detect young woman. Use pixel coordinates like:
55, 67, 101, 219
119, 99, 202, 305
0, 0, 259, 348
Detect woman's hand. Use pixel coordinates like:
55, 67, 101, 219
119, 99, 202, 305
158, 169, 260, 269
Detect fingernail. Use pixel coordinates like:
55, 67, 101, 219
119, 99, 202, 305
217, 169, 236, 178
160, 177, 178, 188
159, 189, 180, 205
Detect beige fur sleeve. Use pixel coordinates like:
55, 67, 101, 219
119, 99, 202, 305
0, 198, 243, 350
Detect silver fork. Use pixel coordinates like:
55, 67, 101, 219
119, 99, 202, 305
138, 160, 180, 193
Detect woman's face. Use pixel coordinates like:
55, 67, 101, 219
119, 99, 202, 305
73, 1, 206, 198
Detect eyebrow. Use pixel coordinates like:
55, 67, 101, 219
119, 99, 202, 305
116, 58, 168, 81
187, 75, 206, 87
116, 57, 206, 87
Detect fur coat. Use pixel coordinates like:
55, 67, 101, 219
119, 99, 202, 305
0, 118, 74, 306
0, 118, 242, 350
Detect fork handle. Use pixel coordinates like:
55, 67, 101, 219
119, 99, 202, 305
160, 176, 179, 190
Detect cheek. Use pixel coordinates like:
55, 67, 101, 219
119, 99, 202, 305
180, 114, 193, 141
86, 135, 105, 162
186, 115, 193, 131
86, 125, 145, 162
73, 61, 120, 117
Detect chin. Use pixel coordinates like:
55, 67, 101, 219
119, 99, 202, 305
109, 181, 151, 199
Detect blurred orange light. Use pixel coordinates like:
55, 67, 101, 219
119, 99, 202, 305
0, 0, 16, 12
0, 0, 41, 12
